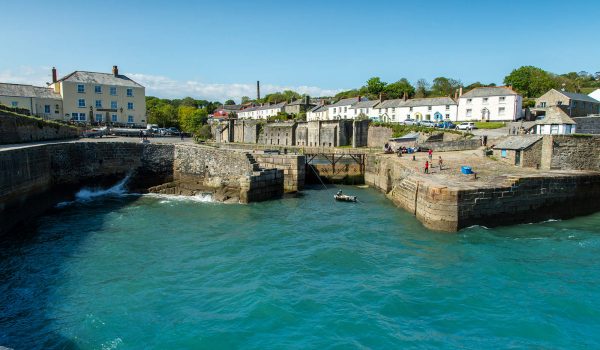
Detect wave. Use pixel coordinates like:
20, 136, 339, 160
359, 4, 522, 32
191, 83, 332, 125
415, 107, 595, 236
56, 174, 131, 207
144, 192, 214, 203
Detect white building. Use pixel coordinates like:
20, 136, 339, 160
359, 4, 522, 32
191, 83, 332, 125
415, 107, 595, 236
349, 99, 380, 120
306, 104, 329, 121
457, 86, 522, 122
237, 101, 287, 120
589, 89, 600, 103
327, 97, 361, 120
373, 97, 458, 123
0, 83, 63, 118
533, 106, 577, 135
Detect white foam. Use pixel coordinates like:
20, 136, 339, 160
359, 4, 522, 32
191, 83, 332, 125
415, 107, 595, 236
144, 192, 214, 203
55, 175, 131, 208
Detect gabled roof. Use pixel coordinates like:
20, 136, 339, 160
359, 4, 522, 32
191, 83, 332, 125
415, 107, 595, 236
329, 97, 362, 107
461, 86, 518, 98
555, 89, 599, 103
287, 99, 315, 106
494, 135, 543, 150
222, 104, 244, 111
401, 97, 457, 107
57, 71, 144, 88
239, 101, 287, 113
535, 106, 576, 125
0, 83, 62, 99
350, 100, 379, 109
376, 99, 404, 108
309, 105, 328, 113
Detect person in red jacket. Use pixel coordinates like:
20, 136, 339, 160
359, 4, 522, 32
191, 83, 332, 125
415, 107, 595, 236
425, 160, 429, 174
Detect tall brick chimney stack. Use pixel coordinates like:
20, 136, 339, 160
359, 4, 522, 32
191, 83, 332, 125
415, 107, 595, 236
112, 65, 119, 77
52, 67, 57, 83
257, 81, 261, 100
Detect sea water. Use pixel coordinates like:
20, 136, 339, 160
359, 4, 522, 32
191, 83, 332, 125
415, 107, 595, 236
1, 183, 600, 349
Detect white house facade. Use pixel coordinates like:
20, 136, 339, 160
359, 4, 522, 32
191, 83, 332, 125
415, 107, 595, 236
306, 104, 329, 121
373, 97, 458, 123
457, 86, 522, 122
327, 97, 361, 120
349, 100, 380, 120
0, 83, 63, 118
533, 106, 577, 135
237, 102, 287, 120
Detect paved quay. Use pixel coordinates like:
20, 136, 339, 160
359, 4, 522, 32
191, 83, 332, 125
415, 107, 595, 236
0, 136, 194, 152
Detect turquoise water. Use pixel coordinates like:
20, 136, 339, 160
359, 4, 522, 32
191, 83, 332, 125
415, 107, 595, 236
2, 185, 600, 349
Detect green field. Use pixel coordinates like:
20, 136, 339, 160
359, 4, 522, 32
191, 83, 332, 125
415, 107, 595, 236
475, 122, 505, 129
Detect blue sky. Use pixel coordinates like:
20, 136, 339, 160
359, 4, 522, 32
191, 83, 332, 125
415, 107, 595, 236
1, 0, 599, 101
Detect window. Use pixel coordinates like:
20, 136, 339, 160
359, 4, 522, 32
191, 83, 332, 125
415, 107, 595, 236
409, 107, 413, 112
540, 102, 547, 107
126, 88, 133, 97
95, 114, 102, 122
556, 101, 562, 106
127, 115, 134, 123
55, 104, 60, 113
72, 112, 86, 121
11, 101, 19, 107
445, 114, 450, 118
499, 96, 506, 103
483, 98, 488, 104
550, 124, 559, 134
572, 101, 577, 107
44, 105, 50, 113
111, 114, 118, 122
344, 107, 347, 112
445, 105, 450, 110
95, 85, 102, 94
78, 99, 86, 107
427, 106, 432, 111
466, 109, 472, 117
110, 87, 117, 96
498, 107, 506, 116
467, 99, 472, 104
95, 100, 102, 108
501, 149, 507, 158
565, 125, 572, 134
111, 101, 118, 109
77, 84, 85, 93
333, 108, 336, 113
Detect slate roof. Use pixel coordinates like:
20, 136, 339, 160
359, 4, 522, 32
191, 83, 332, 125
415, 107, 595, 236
557, 90, 600, 103
493, 135, 543, 150
376, 99, 404, 108
401, 97, 457, 107
240, 101, 287, 112
535, 106, 576, 125
309, 105, 328, 113
461, 86, 518, 98
350, 100, 380, 109
287, 99, 314, 106
0, 83, 62, 99
329, 97, 361, 107
222, 104, 244, 111
58, 71, 144, 88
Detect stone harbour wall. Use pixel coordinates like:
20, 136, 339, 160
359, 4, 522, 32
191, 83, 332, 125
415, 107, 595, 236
572, 116, 600, 135
254, 154, 305, 192
365, 153, 600, 232
541, 135, 600, 171
420, 139, 481, 152
0, 111, 80, 144
367, 126, 393, 148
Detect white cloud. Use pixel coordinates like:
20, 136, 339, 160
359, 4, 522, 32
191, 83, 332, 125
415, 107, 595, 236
127, 73, 344, 101
0, 66, 344, 102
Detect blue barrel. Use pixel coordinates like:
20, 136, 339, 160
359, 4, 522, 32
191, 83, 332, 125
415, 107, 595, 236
461, 166, 473, 174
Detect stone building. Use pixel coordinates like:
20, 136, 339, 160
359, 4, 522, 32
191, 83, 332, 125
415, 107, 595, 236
535, 89, 600, 117
493, 135, 543, 167
261, 122, 297, 146
532, 106, 577, 135
283, 96, 315, 116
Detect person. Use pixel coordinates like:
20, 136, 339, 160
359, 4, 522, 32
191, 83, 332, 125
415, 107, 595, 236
139, 129, 143, 140
337, 190, 343, 196
438, 156, 443, 170
424, 160, 429, 174
428, 148, 433, 160
180, 132, 184, 141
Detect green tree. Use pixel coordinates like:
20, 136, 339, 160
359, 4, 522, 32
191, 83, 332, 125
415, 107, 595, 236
241, 96, 251, 103
415, 79, 429, 98
366, 77, 387, 96
224, 99, 236, 105
149, 104, 177, 128
180, 97, 198, 108
503, 66, 556, 97
430, 77, 461, 97
196, 124, 212, 140
178, 106, 207, 133
383, 78, 415, 99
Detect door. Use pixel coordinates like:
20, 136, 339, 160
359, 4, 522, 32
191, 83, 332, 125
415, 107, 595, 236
515, 150, 521, 166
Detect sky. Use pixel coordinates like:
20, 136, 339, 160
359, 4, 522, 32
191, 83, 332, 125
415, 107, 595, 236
1, 0, 599, 102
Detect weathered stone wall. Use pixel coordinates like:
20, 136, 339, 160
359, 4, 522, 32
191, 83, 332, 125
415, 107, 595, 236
295, 122, 308, 146
352, 120, 369, 147
572, 116, 600, 134
232, 120, 260, 143
540, 135, 600, 171
365, 153, 600, 232
367, 126, 393, 148
260, 123, 296, 146
254, 154, 305, 192
521, 140, 543, 168
420, 139, 480, 152
0, 111, 80, 144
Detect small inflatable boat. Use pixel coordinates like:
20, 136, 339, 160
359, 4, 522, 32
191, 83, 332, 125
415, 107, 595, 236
334, 194, 357, 202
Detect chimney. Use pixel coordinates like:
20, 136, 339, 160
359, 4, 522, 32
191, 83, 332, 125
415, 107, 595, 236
52, 67, 57, 83
357, 95, 361, 102
403, 92, 408, 101
459, 87, 463, 97
379, 92, 383, 101
112, 65, 119, 77
454, 89, 458, 100
257, 81, 261, 100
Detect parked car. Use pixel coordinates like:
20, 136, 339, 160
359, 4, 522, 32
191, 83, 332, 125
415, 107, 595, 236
456, 122, 476, 131
166, 127, 180, 135
403, 118, 418, 125
420, 120, 436, 127
437, 121, 456, 129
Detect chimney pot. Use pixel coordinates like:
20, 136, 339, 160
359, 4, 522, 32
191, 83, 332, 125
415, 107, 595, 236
52, 67, 57, 83
459, 87, 463, 97
112, 65, 119, 76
